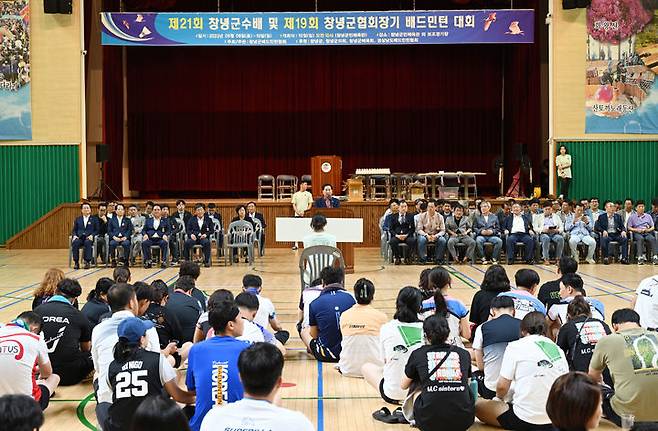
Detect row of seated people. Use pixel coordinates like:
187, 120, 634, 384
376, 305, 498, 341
71, 200, 266, 269
381, 196, 658, 266
295, 259, 658, 430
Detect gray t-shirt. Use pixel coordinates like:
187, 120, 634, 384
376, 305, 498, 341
472, 314, 521, 391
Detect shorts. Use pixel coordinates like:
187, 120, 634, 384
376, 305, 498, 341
54, 352, 95, 386
309, 339, 338, 363
37, 384, 51, 410
497, 404, 553, 431
379, 379, 401, 405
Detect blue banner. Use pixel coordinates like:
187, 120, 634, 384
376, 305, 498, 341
0, 0, 31, 140
101, 10, 534, 47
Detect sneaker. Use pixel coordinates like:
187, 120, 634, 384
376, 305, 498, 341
480, 259, 489, 265
603, 257, 610, 265
73, 262, 80, 270
586, 258, 596, 265
653, 255, 658, 265
292, 245, 298, 250
638, 256, 646, 265
491, 259, 498, 265
620, 258, 629, 265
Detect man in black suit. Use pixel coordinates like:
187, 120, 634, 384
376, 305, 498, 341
387, 200, 417, 265
595, 200, 629, 265
71, 202, 99, 269
108, 203, 134, 267
184, 203, 214, 267
141, 204, 171, 268
502, 202, 535, 264
315, 184, 340, 208
247, 201, 266, 255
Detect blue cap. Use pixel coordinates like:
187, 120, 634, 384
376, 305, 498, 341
117, 317, 154, 343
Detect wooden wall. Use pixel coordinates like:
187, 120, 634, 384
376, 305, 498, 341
6, 201, 390, 249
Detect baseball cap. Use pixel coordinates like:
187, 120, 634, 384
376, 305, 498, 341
117, 317, 154, 344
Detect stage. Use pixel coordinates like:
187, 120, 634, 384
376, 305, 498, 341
5, 197, 515, 250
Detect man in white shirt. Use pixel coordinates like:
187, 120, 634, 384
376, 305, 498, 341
291, 181, 314, 250
532, 202, 565, 263
0, 312, 60, 411
92, 283, 173, 426
200, 343, 314, 431
632, 275, 658, 330
547, 273, 605, 338
475, 312, 568, 430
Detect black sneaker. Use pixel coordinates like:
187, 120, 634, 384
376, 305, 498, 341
74, 262, 80, 270
111, 259, 117, 268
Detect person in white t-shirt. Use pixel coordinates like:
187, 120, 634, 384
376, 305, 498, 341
242, 274, 289, 345
200, 342, 314, 431
475, 312, 569, 430
296, 278, 324, 334
362, 286, 424, 415
632, 275, 658, 330
0, 311, 60, 410
547, 273, 605, 339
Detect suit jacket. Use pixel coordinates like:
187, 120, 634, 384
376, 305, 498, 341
388, 213, 416, 236
502, 214, 534, 235
166, 216, 183, 235
474, 214, 501, 236
315, 196, 341, 208
446, 216, 472, 236
108, 216, 134, 239
594, 213, 625, 235
144, 217, 171, 239
172, 211, 192, 232
72, 216, 99, 239
186, 216, 215, 237
247, 212, 266, 229
93, 215, 108, 236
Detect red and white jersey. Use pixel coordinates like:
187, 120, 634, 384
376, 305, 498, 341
0, 324, 50, 401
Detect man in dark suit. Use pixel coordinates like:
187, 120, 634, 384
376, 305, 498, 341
72, 202, 99, 269
502, 202, 536, 264
246, 201, 266, 255
108, 203, 134, 267
184, 203, 214, 267
387, 200, 417, 265
315, 184, 340, 208
595, 200, 629, 265
141, 204, 171, 268
173, 199, 192, 232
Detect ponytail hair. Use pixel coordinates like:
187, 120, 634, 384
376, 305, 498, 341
87, 277, 114, 302
353, 278, 375, 305
428, 267, 451, 294
393, 286, 422, 323
113, 338, 142, 362
433, 290, 448, 317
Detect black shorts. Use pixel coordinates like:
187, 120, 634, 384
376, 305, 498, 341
309, 339, 338, 363
497, 404, 553, 431
378, 379, 401, 405
54, 352, 94, 386
37, 384, 51, 410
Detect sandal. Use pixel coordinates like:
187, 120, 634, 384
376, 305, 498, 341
392, 407, 409, 424
372, 406, 400, 424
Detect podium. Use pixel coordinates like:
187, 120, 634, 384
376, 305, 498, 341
311, 155, 342, 198
275, 207, 360, 273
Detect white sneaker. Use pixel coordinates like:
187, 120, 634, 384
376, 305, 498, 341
586, 258, 596, 265
638, 256, 646, 265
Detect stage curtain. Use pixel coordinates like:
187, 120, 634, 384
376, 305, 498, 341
107, 0, 541, 197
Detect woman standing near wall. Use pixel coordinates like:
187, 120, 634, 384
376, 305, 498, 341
556, 145, 572, 200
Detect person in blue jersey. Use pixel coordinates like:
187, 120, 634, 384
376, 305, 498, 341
472, 296, 521, 399
185, 300, 249, 431
420, 268, 470, 349
300, 266, 356, 362
547, 273, 605, 340
498, 269, 546, 320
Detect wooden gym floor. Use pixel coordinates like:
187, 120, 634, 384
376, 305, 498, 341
1, 247, 652, 431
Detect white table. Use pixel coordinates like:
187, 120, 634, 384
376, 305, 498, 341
275, 217, 363, 242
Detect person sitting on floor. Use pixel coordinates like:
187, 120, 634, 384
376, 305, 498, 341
475, 312, 569, 431
363, 286, 424, 423
300, 266, 355, 362
546, 372, 602, 431
32, 268, 65, 310
547, 273, 605, 339
472, 296, 520, 400
338, 278, 388, 377
34, 278, 94, 386
81, 277, 113, 329
589, 309, 658, 427
498, 268, 546, 320
242, 274, 289, 345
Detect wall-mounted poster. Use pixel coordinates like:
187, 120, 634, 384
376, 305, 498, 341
0, 0, 30, 140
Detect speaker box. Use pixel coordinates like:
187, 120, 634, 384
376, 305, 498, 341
96, 144, 109, 163
44, 0, 72, 14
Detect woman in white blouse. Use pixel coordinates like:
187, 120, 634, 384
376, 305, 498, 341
555, 145, 572, 200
